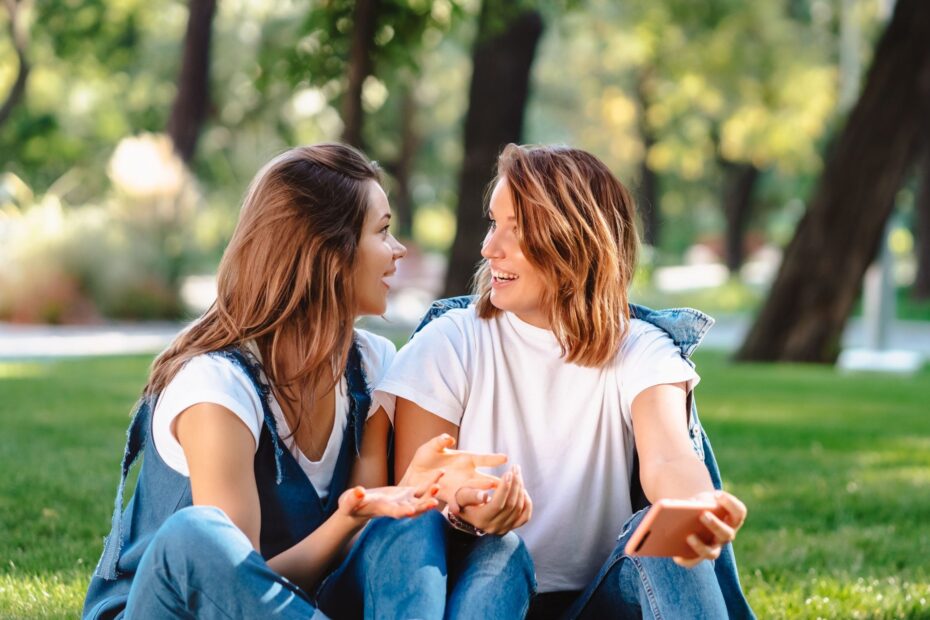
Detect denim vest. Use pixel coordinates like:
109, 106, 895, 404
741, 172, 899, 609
83, 343, 371, 619
412, 297, 755, 620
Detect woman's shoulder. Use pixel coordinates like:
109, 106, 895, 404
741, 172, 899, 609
615, 318, 680, 364
167, 351, 256, 391
413, 305, 480, 340
156, 351, 265, 415
353, 328, 397, 360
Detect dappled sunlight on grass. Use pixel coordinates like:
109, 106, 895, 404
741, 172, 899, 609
0, 362, 48, 380
746, 575, 930, 620
0, 571, 88, 618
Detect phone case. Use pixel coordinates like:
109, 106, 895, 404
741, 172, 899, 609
623, 499, 727, 558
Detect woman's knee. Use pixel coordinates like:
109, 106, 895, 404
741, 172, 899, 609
360, 510, 447, 562
465, 531, 536, 586
147, 505, 252, 570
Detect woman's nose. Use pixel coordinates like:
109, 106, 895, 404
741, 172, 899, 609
480, 231, 501, 259
392, 237, 407, 259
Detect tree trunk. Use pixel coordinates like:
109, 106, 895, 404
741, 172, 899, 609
913, 145, 930, 299
442, 5, 544, 297
721, 161, 760, 274
166, 0, 217, 163
635, 69, 660, 247
0, 0, 30, 130
737, 0, 930, 363
341, 0, 379, 150
384, 85, 417, 239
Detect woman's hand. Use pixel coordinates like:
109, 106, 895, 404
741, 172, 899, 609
673, 490, 747, 568
400, 433, 508, 512
453, 465, 533, 535
338, 472, 442, 521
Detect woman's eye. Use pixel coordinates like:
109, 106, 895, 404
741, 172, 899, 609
380, 225, 390, 236
485, 216, 496, 231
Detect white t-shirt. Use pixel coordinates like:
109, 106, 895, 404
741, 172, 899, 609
152, 329, 395, 500
376, 307, 699, 592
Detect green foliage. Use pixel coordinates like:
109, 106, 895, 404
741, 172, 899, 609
1, 0, 174, 191
0, 134, 203, 322
0, 0, 910, 307
1, 351, 929, 617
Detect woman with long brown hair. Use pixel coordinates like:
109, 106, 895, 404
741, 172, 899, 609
379, 144, 755, 619
82, 143, 534, 619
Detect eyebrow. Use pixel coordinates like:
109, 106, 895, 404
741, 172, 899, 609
487, 207, 516, 220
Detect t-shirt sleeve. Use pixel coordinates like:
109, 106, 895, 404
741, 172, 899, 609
618, 320, 701, 425
354, 329, 397, 421
374, 313, 470, 426
151, 355, 265, 477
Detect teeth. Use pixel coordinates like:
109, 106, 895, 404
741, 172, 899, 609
492, 270, 518, 281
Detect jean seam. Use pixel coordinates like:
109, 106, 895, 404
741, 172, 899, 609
630, 556, 663, 620
149, 565, 237, 620
568, 553, 623, 619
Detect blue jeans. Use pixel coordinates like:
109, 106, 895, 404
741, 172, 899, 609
529, 508, 728, 620
124, 506, 328, 619
317, 510, 537, 619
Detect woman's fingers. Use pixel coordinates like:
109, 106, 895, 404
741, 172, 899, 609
425, 433, 456, 452
455, 487, 492, 510
355, 490, 439, 519
673, 555, 703, 569
716, 491, 747, 530
701, 510, 735, 544
685, 533, 721, 561
500, 467, 526, 530
482, 467, 523, 531
468, 452, 509, 468
413, 469, 445, 498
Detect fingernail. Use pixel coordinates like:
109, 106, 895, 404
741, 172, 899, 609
701, 513, 711, 524
354, 488, 365, 499
477, 491, 488, 503
430, 486, 439, 496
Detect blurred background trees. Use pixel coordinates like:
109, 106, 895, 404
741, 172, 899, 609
1, 0, 927, 363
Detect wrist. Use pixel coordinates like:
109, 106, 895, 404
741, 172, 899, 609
335, 507, 370, 531
442, 505, 486, 537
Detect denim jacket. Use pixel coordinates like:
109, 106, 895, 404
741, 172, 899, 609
412, 296, 755, 620
82, 343, 371, 619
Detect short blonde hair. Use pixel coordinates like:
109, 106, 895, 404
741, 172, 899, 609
474, 144, 638, 367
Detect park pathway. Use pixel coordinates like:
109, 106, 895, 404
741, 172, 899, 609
2, 314, 929, 361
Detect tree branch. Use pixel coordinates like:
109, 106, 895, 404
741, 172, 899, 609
0, 0, 31, 129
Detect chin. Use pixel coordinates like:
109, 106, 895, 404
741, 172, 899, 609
488, 292, 510, 312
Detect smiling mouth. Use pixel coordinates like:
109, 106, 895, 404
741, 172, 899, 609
491, 269, 519, 284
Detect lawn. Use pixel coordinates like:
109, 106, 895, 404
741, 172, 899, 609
1, 352, 929, 618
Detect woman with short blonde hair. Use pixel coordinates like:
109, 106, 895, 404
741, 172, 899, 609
380, 144, 754, 619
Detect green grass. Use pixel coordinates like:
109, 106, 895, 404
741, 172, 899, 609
1, 353, 929, 618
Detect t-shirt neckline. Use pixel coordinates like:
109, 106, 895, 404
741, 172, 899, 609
242, 339, 348, 467
503, 310, 559, 345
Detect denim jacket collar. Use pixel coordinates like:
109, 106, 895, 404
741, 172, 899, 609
416, 296, 714, 359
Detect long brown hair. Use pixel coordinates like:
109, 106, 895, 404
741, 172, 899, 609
474, 144, 638, 367
146, 144, 380, 418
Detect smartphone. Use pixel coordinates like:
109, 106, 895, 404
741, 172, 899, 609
624, 499, 728, 558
